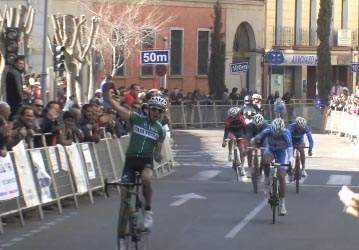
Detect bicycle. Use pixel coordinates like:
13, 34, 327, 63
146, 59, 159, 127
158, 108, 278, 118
105, 172, 149, 250
268, 161, 291, 224
247, 146, 265, 194
225, 137, 245, 182
288, 145, 310, 194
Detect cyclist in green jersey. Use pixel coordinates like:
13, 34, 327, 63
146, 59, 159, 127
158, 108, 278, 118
103, 86, 167, 229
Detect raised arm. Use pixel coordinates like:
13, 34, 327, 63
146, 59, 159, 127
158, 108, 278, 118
102, 84, 131, 121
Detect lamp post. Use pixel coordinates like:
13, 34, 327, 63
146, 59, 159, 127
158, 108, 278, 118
40, 0, 48, 103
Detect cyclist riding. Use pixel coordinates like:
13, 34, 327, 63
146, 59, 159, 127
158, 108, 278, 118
251, 118, 293, 215
103, 86, 167, 230
241, 95, 258, 125
245, 114, 269, 177
287, 117, 314, 177
222, 106, 247, 176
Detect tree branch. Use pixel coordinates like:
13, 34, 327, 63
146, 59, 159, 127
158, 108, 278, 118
51, 15, 62, 45
70, 15, 86, 49
24, 7, 35, 35
80, 16, 100, 61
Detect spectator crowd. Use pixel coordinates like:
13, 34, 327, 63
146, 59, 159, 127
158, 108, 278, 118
329, 82, 359, 115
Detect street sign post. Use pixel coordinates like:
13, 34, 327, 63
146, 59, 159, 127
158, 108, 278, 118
267, 50, 284, 65
230, 62, 249, 74
140, 50, 170, 65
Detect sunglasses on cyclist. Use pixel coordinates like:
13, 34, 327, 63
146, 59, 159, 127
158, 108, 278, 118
150, 107, 164, 113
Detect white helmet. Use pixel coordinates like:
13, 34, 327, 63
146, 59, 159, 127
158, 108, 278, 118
148, 96, 168, 111
227, 106, 241, 117
253, 114, 264, 126
271, 118, 285, 133
296, 117, 307, 129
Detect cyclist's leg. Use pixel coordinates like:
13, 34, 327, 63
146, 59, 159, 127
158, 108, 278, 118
274, 150, 287, 199
247, 148, 253, 168
262, 149, 274, 193
275, 150, 288, 215
298, 143, 306, 171
141, 160, 154, 211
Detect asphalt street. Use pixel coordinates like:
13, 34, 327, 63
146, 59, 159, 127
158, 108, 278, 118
1, 129, 359, 250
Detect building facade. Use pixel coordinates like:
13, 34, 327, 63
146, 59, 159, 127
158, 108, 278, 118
264, 0, 359, 99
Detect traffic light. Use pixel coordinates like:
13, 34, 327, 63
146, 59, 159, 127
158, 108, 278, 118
53, 46, 66, 72
4, 27, 20, 65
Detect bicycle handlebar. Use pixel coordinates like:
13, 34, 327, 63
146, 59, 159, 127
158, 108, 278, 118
293, 145, 310, 149
224, 137, 246, 142
104, 178, 142, 197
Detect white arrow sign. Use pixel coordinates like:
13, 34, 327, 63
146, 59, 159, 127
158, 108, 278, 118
170, 193, 207, 206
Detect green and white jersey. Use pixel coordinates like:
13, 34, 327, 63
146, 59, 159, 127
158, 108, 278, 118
126, 112, 166, 158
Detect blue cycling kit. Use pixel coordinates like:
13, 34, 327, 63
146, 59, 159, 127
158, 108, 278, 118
287, 123, 314, 150
254, 128, 293, 166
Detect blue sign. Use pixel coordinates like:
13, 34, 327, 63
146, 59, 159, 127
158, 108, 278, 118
352, 63, 359, 72
267, 50, 284, 65
230, 62, 249, 74
140, 50, 170, 65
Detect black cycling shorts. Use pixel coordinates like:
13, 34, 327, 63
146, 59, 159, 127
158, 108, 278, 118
121, 156, 154, 183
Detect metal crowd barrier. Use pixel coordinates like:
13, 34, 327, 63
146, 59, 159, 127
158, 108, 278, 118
169, 102, 323, 132
324, 109, 359, 142
0, 135, 174, 234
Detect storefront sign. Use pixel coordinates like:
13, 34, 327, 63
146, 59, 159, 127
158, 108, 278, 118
270, 54, 351, 66
283, 54, 318, 65
352, 63, 359, 72
337, 29, 352, 47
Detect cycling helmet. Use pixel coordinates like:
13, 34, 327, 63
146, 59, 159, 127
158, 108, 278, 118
296, 117, 307, 129
253, 114, 264, 126
148, 95, 168, 111
271, 118, 285, 133
227, 106, 241, 118
244, 95, 252, 105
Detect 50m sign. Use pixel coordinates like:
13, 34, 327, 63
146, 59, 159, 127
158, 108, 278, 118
141, 50, 170, 65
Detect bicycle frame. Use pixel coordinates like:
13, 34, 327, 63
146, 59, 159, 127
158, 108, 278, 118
291, 145, 309, 194
268, 162, 290, 224
104, 173, 148, 250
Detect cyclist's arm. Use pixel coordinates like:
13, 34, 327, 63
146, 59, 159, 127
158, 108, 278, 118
223, 119, 230, 139
102, 87, 130, 121
305, 127, 314, 150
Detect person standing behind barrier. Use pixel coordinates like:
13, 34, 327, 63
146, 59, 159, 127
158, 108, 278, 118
274, 95, 287, 119
103, 83, 167, 230
0, 116, 11, 157
79, 104, 101, 143
11, 106, 36, 148
41, 101, 62, 146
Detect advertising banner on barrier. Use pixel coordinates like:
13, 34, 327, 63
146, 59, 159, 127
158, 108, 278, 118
0, 154, 19, 201
57, 144, 69, 171
66, 144, 88, 193
13, 141, 40, 207
81, 144, 96, 180
30, 150, 53, 203
48, 147, 59, 173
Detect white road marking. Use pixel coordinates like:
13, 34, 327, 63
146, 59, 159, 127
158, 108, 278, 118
225, 199, 267, 239
327, 175, 352, 185
1, 243, 14, 248
10, 237, 24, 242
188, 170, 221, 181
170, 193, 207, 206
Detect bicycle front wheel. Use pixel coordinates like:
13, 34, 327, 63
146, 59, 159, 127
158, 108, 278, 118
295, 155, 301, 194
271, 177, 278, 224
252, 155, 259, 193
117, 207, 130, 250
233, 148, 240, 182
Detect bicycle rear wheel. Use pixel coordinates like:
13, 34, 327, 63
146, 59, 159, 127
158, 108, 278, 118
252, 155, 259, 193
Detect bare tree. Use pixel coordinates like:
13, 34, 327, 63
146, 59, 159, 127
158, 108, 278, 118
0, 5, 35, 100
78, 0, 175, 100
48, 14, 100, 103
